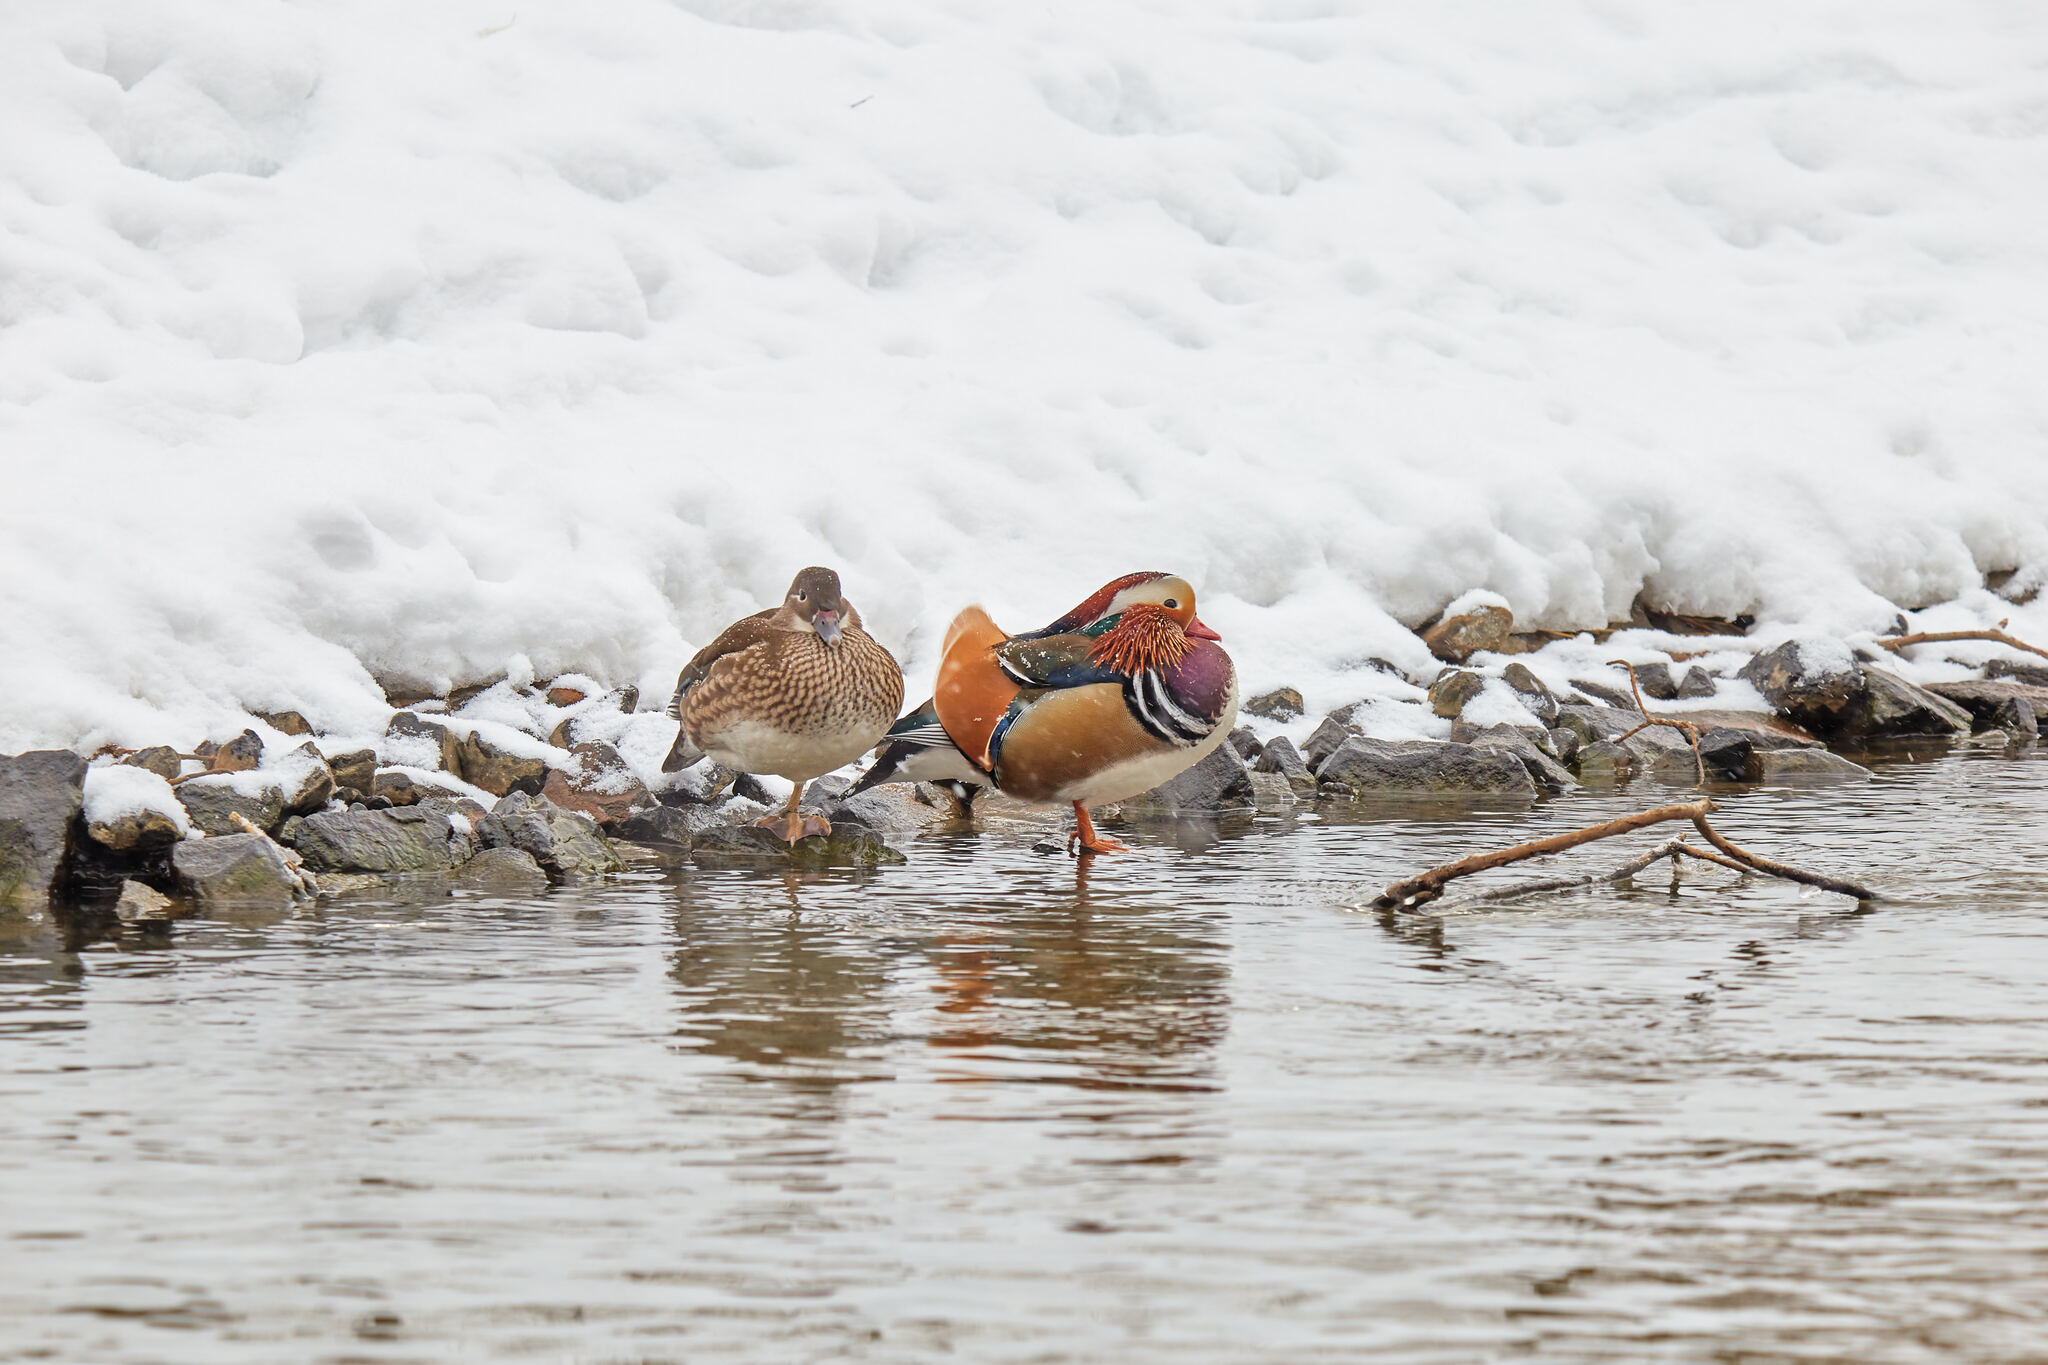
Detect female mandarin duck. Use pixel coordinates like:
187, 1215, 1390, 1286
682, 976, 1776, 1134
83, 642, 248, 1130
846, 571, 1237, 854
663, 566, 904, 843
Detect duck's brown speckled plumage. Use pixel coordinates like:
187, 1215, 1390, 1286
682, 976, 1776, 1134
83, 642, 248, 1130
662, 569, 904, 836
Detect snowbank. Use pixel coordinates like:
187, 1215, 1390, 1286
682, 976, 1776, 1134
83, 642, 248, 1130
82, 763, 191, 838
4, 1, 2047, 751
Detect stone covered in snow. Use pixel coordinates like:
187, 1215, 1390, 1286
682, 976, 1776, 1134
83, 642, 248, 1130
84, 763, 190, 853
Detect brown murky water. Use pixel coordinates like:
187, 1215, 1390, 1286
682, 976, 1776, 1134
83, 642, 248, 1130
6, 746, 2048, 1362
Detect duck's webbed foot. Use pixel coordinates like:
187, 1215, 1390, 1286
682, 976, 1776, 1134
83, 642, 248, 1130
1066, 802, 1129, 856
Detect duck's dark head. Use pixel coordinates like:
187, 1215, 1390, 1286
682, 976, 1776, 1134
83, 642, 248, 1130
786, 566, 847, 643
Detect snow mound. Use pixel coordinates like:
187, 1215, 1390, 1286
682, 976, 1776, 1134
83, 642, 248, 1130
83, 763, 191, 837
4, 2, 2048, 751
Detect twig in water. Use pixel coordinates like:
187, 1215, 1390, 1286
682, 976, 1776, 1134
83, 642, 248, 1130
1684, 812, 1882, 901
1877, 621, 2048, 663
1371, 801, 1713, 910
1608, 658, 1705, 784
1427, 837, 1762, 914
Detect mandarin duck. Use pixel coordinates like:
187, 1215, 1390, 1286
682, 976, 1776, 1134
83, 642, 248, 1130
663, 566, 904, 843
845, 572, 1237, 854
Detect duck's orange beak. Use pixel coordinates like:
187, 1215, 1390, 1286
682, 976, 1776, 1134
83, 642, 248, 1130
1187, 617, 1222, 641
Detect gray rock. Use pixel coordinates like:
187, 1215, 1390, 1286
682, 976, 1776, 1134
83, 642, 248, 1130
371, 768, 473, 806
731, 772, 776, 806
1570, 678, 1639, 709
176, 774, 286, 837
1925, 679, 2048, 728
1546, 726, 1580, 765
453, 729, 550, 798
1427, 669, 1485, 719
1301, 716, 1358, 771
1227, 727, 1263, 763
1121, 745, 1256, 815
1839, 667, 1971, 740
1575, 740, 1636, 783
277, 742, 336, 817
1696, 727, 1756, 781
172, 833, 305, 907
1421, 603, 1513, 663
687, 822, 907, 869
318, 748, 372, 793
1500, 662, 1559, 724
818, 785, 948, 834
1243, 687, 1305, 722
479, 791, 623, 882
1737, 639, 1865, 731
1553, 704, 1639, 746
1464, 725, 1579, 795
453, 846, 551, 893
0, 750, 87, 912
1753, 749, 1873, 783
113, 879, 175, 923
384, 712, 460, 772
287, 805, 472, 874
1676, 666, 1718, 700
1247, 771, 1298, 807
1984, 659, 2048, 689
1990, 695, 2039, 739
1253, 735, 1316, 793
122, 746, 184, 780
1316, 737, 1537, 799
616, 802, 736, 845
1630, 662, 1678, 701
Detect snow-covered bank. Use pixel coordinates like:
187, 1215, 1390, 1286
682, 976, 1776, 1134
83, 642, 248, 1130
5, 0, 2048, 753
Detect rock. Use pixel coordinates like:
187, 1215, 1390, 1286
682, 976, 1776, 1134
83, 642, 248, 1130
1984, 659, 2048, 689
287, 804, 473, 874
815, 785, 948, 834
1676, 666, 1718, 700
212, 729, 264, 773
1421, 603, 1513, 664
327, 749, 376, 793
122, 746, 184, 780
1243, 687, 1305, 722
1696, 727, 1756, 781
1990, 695, 2039, 739
1630, 662, 1678, 701
1570, 678, 1639, 709
1553, 704, 1638, 746
1665, 709, 1821, 750
1545, 726, 1580, 765
171, 833, 305, 907
1121, 745, 1255, 815
478, 791, 624, 882
803, 775, 854, 805
1737, 639, 1865, 730
193, 739, 219, 760
453, 846, 551, 893
1227, 727, 1263, 763
1924, 680, 2048, 729
687, 822, 906, 869
176, 773, 286, 837
1253, 735, 1316, 793
1301, 716, 1358, 771
453, 728, 551, 798
275, 742, 336, 817
113, 879, 175, 923
731, 772, 776, 806
659, 758, 737, 806
1427, 669, 1485, 719
1464, 725, 1579, 795
1620, 721, 1711, 774
538, 741, 650, 827
384, 712, 460, 772
1316, 737, 1537, 799
545, 686, 588, 707
615, 802, 736, 845
1837, 667, 1971, 740
1247, 771, 1297, 807
0, 751, 88, 912
1753, 749, 1873, 783
258, 710, 313, 736
1574, 740, 1636, 783
371, 768, 474, 806
87, 805, 183, 855
1500, 663, 1559, 724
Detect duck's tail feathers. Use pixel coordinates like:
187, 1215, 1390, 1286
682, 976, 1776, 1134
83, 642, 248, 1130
661, 725, 704, 774
844, 699, 991, 798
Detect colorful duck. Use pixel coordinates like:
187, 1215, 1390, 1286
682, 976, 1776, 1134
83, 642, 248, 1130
846, 572, 1237, 854
663, 566, 904, 843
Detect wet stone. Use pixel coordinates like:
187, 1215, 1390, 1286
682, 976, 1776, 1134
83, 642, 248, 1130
122, 746, 184, 780
1696, 727, 1756, 781
616, 802, 740, 846
479, 791, 623, 882
1248, 771, 1297, 807
453, 846, 551, 893
1122, 745, 1255, 816
172, 832, 305, 908
688, 823, 906, 869
1630, 662, 1679, 701
1575, 740, 1636, 783
0, 750, 87, 913
1837, 667, 1971, 740
287, 804, 472, 875
1546, 727, 1581, 766
1243, 687, 1304, 722
1463, 725, 1578, 795
1753, 749, 1873, 783
87, 803, 183, 854
113, 879, 175, 923
1253, 735, 1316, 793
1990, 696, 2039, 739
539, 741, 649, 828
1227, 727, 1263, 763
176, 775, 285, 837
731, 773, 776, 806
1737, 639, 1864, 732
1316, 737, 1537, 800
1302, 716, 1358, 771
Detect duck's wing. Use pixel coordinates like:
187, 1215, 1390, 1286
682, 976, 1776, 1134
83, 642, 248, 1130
843, 697, 991, 796
664, 609, 779, 720
992, 632, 1125, 690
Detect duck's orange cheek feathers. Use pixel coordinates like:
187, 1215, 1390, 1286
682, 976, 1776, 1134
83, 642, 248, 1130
933, 606, 1019, 770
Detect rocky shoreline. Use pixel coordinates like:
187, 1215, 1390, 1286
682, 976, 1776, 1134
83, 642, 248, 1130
5, 601, 2046, 932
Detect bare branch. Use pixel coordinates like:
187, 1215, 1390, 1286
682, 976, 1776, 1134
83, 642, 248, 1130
1686, 814, 1883, 901
1370, 801, 1714, 910
1607, 658, 1705, 784
1876, 625, 2048, 663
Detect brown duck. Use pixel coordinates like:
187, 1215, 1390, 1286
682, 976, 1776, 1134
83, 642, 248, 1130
662, 566, 904, 842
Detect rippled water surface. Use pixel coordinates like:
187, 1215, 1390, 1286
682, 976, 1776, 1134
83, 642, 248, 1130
7, 748, 2048, 1362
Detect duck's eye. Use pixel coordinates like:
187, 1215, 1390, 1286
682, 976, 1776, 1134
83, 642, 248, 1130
1164, 599, 1178, 609
796, 592, 807, 602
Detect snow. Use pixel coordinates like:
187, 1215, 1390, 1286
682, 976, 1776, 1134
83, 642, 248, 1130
4, 1, 2048, 755
82, 762, 191, 837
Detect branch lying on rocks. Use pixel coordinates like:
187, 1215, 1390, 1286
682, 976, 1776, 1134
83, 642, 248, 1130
1366, 798, 1880, 912
1877, 623, 2048, 663
1608, 658, 1705, 784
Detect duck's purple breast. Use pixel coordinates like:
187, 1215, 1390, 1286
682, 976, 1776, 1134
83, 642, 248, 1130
1160, 641, 1235, 724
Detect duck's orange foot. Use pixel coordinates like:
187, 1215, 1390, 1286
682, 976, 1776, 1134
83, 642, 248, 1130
1066, 802, 1129, 857
754, 811, 832, 844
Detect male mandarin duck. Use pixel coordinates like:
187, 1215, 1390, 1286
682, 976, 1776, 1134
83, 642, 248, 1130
663, 566, 904, 843
846, 571, 1237, 855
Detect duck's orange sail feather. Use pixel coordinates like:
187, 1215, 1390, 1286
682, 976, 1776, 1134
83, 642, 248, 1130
933, 606, 1020, 770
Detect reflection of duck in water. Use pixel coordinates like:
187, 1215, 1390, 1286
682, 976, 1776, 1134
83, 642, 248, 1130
663, 566, 903, 845
847, 572, 1238, 855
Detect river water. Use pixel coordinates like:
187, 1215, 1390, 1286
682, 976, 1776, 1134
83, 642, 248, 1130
6, 745, 2048, 1363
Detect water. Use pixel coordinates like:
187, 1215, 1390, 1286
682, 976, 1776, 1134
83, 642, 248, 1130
6, 747, 2048, 1363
